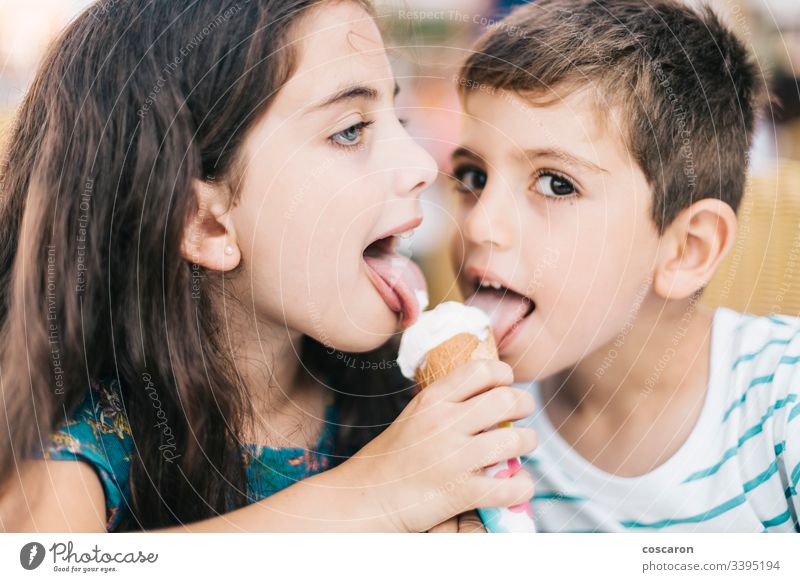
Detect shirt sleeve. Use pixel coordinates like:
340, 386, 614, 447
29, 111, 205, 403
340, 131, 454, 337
42, 381, 134, 531
775, 367, 800, 532
774, 342, 800, 532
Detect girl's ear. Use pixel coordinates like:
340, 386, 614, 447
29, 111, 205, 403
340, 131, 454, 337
180, 179, 241, 271
653, 198, 737, 300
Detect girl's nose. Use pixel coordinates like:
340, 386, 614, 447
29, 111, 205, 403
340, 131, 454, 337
396, 138, 438, 198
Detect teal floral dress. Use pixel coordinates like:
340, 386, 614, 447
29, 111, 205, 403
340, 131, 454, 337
42, 380, 339, 531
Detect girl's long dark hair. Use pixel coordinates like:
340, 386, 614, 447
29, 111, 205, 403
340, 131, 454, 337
0, 0, 410, 529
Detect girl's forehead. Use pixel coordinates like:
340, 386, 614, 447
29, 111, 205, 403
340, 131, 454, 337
276, 7, 392, 115
292, 2, 386, 74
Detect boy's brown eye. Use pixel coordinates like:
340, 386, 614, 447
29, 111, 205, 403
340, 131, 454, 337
534, 172, 576, 197
452, 165, 487, 194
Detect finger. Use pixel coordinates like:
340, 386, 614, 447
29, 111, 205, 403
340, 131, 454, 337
422, 359, 514, 403
470, 427, 538, 468
460, 387, 535, 434
427, 517, 459, 533
467, 470, 535, 510
458, 511, 487, 533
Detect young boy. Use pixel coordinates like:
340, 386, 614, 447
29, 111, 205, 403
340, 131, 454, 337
451, 0, 798, 532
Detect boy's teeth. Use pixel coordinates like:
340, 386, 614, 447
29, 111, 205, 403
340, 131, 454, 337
398, 228, 416, 239
482, 280, 502, 290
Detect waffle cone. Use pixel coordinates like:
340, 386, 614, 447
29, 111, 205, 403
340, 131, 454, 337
414, 329, 498, 390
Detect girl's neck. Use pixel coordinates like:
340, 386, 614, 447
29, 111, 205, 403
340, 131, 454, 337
225, 306, 325, 447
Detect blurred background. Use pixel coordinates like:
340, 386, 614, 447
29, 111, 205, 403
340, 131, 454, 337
2, 0, 799, 315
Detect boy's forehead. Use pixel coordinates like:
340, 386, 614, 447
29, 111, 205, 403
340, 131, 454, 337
458, 88, 627, 165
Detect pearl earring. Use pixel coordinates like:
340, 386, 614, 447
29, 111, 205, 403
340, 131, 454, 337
224, 245, 235, 256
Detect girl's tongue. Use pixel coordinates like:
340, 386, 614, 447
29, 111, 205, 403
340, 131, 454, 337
466, 288, 534, 345
363, 241, 428, 328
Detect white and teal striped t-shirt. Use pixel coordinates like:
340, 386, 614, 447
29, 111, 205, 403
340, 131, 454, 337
519, 307, 800, 533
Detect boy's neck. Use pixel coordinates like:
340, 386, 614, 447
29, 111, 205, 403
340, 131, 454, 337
544, 294, 715, 421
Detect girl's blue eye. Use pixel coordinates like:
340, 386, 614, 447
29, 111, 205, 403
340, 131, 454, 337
534, 172, 576, 197
452, 165, 487, 194
330, 120, 373, 147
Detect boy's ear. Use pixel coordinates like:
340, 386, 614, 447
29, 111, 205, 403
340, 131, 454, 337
180, 179, 241, 271
653, 199, 737, 300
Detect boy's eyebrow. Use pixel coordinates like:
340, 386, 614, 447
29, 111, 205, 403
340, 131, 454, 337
306, 82, 401, 113
520, 148, 609, 174
450, 147, 484, 162
451, 146, 608, 175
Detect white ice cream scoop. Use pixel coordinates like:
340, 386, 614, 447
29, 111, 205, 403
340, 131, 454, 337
397, 301, 491, 380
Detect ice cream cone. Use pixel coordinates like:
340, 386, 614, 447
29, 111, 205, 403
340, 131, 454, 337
415, 330, 498, 391
397, 301, 537, 532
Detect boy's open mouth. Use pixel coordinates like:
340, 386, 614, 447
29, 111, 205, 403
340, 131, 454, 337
362, 219, 427, 329
465, 275, 536, 349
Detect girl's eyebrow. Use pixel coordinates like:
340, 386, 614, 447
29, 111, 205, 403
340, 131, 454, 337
306, 82, 400, 113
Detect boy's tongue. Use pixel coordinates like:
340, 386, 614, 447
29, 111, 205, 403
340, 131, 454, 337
364, 253, 428, 328
466, 288, 532, 344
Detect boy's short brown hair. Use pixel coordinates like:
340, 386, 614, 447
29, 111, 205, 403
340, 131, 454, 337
458, 0, 768, 232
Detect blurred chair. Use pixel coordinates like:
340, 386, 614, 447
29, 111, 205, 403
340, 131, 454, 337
702, 158, 800, 317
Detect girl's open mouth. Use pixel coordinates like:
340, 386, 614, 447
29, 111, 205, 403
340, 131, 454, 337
362, 223, 427, 329
466, 283, 536, 349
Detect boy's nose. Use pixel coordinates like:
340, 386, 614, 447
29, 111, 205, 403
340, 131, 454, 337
463, 189, 514, 250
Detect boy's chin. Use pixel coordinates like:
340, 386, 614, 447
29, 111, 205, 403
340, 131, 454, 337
501, 350, 562, 384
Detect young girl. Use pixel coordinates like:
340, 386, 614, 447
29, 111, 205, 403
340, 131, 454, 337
0, 0, 536, 532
